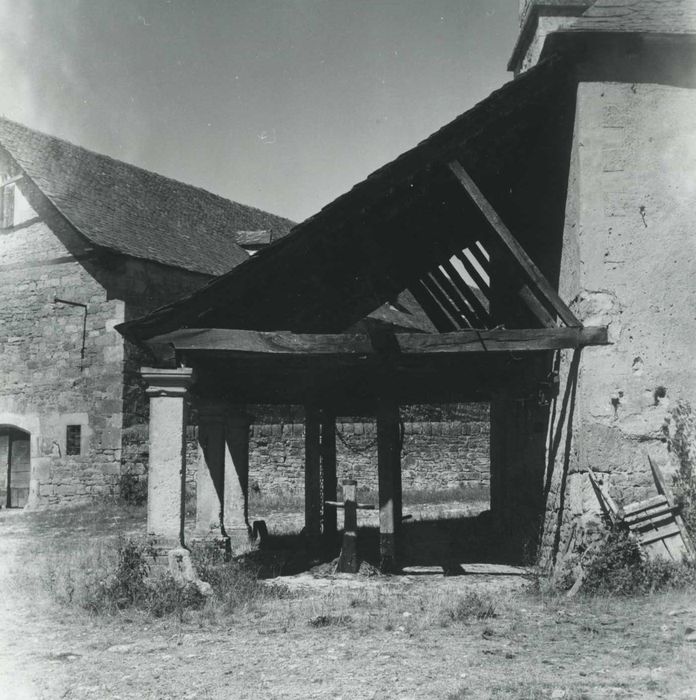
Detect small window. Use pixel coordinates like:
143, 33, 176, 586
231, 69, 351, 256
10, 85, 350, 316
66, 425, 82, 456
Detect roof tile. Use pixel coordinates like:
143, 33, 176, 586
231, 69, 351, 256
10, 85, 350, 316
0, 118, 295, 275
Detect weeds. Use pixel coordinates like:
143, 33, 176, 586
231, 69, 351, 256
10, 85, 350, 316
582, 527, 696, 596
665, 400, 696, 539
443, 591, 497, 623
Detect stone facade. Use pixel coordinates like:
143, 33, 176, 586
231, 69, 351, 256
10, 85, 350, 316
501, 21, 696, 566
0, 163, 211, 507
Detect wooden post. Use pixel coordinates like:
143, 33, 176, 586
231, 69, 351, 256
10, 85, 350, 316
195, 401, 226, 537
325, 479, 375, 573
304, 405, 322, 552
338, 479, 358, 572
377, 397, 401, 573
222, 411, 252, 553
321, 409, 337, 546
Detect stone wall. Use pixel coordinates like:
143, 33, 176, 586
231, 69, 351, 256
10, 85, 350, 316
247, 415, 490, 495
0, 159, 213, 507
541, 73, 696, 567
0, 174, 127, 506
120, 407, 491, 500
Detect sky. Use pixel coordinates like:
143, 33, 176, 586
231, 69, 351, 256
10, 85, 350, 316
0, 1, 519, 223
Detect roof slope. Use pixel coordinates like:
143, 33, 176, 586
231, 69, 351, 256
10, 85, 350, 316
120, 57, 577, 341
0, 117, 295, 275
570, 0, 696, 34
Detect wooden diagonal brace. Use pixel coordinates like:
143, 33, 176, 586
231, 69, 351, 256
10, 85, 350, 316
447, 160, 581, 328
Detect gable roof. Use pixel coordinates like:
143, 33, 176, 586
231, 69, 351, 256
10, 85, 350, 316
0, 117, 295, 276
119, 57, 577, 342
569, 0, 696, 35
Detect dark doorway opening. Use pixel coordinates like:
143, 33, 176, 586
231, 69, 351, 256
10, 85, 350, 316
0, 427, 31, 508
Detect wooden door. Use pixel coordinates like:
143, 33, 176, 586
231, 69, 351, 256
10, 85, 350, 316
3, 429, 30, 508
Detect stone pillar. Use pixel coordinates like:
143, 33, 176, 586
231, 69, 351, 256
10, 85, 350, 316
222, 410, 252, 552
195, 401, 226, 537
141, 367, 195, 546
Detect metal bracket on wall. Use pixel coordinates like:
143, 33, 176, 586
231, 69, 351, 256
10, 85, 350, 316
53, 297, 88, 371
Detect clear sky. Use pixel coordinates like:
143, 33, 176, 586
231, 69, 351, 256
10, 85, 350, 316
0, 1, 519, 223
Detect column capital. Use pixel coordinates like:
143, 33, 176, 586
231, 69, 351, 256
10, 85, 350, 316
141, 367, 195, 398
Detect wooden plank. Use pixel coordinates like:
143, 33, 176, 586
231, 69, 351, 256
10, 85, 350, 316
422, 273, 470, 329
320, 409, 337, 543
638, 522, 682, 546
518, 284, 557, 328
149, 326, 610, 358
453, 249, 490, 297
622, 495, 669, 517
428, 267, 480, 328
587, 469, 620, 524
377, 398, 401, 573
468, 241, 491, 276
440, 259, 491, 327
409, 280, 456, 333
304, 406, 322, 551
448, 160, 581, 328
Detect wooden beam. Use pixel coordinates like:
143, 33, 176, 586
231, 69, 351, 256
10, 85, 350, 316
149, 326, 609, 358
422, 274, 469, 329
447, 160, 581, 328
377, 398, 401, 573
409, 280, 456, 333
453, 249, 490, 297
304, 406, 322, 552
440, 259, 490, 327
428, 267, 479, 328
518, 284, 557, 328
320, 409, 337, 546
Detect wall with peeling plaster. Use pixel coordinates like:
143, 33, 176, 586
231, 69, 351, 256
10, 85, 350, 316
541, 76, 696, 567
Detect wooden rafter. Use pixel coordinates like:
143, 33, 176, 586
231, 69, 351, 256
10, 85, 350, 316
448, 160, 581, 328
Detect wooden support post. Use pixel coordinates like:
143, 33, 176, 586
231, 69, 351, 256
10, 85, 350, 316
320, 409, 337, 547
377, 397, 401, 573
339, 479, 358, 572
326, 479, 375, 573
222, 411, 252, 553
195, 401, 225, 537
304, 406, 322, 552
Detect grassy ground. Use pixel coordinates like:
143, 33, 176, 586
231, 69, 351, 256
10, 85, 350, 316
1, 501, 696, 699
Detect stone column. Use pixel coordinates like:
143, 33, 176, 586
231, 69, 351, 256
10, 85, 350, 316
222, 410, 252, 552
195, 401, 226, 537
141, 367, 195, 546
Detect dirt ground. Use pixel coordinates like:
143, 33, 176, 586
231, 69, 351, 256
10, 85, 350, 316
1, 505, 696, 699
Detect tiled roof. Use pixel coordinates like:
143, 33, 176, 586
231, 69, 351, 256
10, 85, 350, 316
0, 117, 295, 275
120, 57, 575, 340
569, 0, 696, 33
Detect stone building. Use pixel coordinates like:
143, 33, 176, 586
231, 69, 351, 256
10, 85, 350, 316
0, 117, 294, 508
509, 0, 696, 566
120, 0, 696, 570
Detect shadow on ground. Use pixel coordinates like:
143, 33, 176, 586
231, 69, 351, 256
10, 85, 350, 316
252, 511, 526, 577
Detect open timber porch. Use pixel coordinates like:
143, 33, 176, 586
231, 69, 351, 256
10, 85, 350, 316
119, 61, 609, 571
137, 321, 607, 571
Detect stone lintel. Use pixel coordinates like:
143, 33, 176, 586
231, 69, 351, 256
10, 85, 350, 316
141, 366, 195, 397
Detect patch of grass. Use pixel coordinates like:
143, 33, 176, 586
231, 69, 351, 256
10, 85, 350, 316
307, 614, 352, 628
442, 591, 497, 623
582, 527, 696, 596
